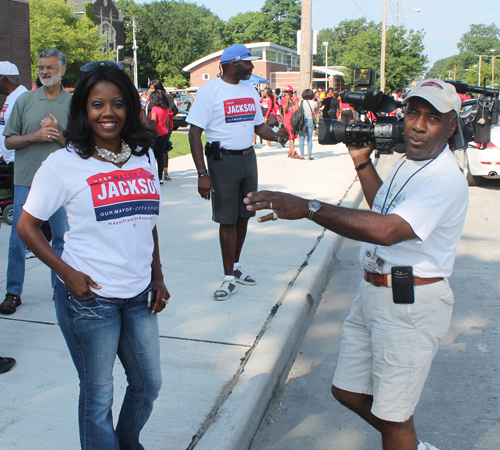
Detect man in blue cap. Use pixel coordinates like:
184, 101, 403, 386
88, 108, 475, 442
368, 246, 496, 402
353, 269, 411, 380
187, 44, 288, 301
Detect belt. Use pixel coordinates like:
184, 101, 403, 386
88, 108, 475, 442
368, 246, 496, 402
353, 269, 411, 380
364, 270, 444, 287
221, 146, 254, 156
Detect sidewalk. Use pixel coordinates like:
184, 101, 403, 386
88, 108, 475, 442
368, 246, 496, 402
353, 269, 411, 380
0, 138, 395, 450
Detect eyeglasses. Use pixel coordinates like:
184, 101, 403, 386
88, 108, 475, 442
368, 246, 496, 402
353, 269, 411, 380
37, 65, 59, 72
80, 61, 124, 74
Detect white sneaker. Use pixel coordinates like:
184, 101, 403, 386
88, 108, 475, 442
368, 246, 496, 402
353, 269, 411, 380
214, 280, 237, 301
25, 249, 36, 259
254, 143, 263, 148
261, 145, 271, 150
419, 442, 441, 450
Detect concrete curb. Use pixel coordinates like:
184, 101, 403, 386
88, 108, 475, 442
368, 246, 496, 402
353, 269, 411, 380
194, 170, 366, 450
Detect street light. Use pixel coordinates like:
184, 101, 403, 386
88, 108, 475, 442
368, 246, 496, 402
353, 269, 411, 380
465, 68, 480, 85
116, 45, 124, 63
395, 6, 421, 26
323, 41, 328, 90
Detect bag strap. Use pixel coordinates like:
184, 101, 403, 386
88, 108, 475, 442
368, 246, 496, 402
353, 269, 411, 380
305, 100, 317, 126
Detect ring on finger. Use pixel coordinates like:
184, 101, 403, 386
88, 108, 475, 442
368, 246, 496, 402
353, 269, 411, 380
48, 135, 51, 139
272, 210, 278, 221
269, 201, 273, 210
161, 298, 167, 303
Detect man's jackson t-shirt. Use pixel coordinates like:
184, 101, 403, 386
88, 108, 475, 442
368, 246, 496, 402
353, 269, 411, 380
186, 77, 264, 150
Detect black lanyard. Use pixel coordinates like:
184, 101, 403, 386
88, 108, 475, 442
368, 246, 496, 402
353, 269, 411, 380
380, 156, 438, 215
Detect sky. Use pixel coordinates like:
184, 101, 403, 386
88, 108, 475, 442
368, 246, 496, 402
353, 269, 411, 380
136, 0, 500, 67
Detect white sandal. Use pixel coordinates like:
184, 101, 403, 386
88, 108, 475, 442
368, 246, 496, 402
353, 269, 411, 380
214, 280, 237, 301
234, 267, 256, 285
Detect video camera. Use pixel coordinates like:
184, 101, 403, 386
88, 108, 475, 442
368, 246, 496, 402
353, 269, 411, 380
319, 88, 406, 155
317, 71, 491, 155
444, 80, 499, 146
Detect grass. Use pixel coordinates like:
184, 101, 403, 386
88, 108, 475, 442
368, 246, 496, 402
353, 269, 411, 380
169, 131, 205, 159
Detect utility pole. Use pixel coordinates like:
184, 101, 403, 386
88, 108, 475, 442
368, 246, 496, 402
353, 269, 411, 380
492, 56, 496, 87
323, 42, 329, 90
132, 16, 139, 89
477, 55, 483, 85
380, 0, 387, 92
299, 0, 312, 93
396, 0, 399, 27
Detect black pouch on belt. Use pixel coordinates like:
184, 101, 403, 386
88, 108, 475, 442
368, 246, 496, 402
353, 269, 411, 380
204, 142, 212, 158
211, 141, 222, 160
391, 266, 414, 304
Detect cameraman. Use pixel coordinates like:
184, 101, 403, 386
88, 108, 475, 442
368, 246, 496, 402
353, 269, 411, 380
244, 79, 468, 450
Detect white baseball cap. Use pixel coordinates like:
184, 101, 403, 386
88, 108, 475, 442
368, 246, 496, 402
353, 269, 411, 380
0, 61, 20, 76
403, 79, 461, 115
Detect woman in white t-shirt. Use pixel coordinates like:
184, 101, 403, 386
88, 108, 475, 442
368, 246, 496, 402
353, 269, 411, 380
17, 62, 169, 450
298, 89, 318, 160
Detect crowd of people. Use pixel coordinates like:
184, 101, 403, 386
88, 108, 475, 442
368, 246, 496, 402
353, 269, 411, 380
0, 43, 469, 450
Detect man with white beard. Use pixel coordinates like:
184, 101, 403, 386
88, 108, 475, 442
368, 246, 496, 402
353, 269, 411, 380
0, 49, 71, 315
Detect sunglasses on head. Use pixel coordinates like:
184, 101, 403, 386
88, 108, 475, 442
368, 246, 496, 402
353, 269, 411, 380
80, 61, 124, 74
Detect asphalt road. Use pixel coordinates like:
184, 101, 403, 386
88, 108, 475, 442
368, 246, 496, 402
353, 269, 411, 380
249, 178, 500, 450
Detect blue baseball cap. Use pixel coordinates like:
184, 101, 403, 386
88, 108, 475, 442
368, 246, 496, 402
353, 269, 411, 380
220, 45, 260, 65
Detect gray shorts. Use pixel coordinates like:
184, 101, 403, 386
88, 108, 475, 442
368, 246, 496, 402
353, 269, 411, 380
207, 150, 258, 225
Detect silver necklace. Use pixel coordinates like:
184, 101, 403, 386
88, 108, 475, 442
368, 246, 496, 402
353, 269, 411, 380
95, 140, 132, 164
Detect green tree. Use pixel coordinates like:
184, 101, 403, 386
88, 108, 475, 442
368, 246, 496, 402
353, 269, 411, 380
457, 23, 500, 55
340, 23, 428, 91
427, 23, 500, 87
260, 0, 301, 49
426, 53, 477, 83
314, 18, 374, 67
29, 0, 109, 86
117, 0, 225, 88
223, 11, 274, 46
225, 0, 301, 49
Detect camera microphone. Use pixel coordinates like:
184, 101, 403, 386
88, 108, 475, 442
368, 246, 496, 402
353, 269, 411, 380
445, 79, 499, 98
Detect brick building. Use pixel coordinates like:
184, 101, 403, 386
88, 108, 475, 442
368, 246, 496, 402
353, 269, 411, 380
183, 42, 345, 91
0, 0, 31, 104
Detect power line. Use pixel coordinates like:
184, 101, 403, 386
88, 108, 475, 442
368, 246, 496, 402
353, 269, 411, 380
350, 0, 371, 20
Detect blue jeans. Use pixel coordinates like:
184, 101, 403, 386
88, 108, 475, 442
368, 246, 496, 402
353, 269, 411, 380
6, 184, 68, 295
55, 280, 162, 450
299, 118, 315, 157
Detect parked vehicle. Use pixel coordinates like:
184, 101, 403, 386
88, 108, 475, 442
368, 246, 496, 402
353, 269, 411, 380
173, 109, 189, 130
166, 90, 193, 111
0, 196, 13, 225
454, 103, 500, 186
0, 160, 13, 225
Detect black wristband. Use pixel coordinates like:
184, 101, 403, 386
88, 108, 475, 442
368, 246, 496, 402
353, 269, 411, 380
198, 172, 209, 179
355, 159, 372, 172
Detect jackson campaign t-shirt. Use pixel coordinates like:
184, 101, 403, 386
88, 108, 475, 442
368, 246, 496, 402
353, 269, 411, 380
186, 77, 264, 150
23, 147, 161, 298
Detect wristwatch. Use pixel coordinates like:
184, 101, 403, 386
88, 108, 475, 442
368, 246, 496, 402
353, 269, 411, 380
307, 199, 322, 220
